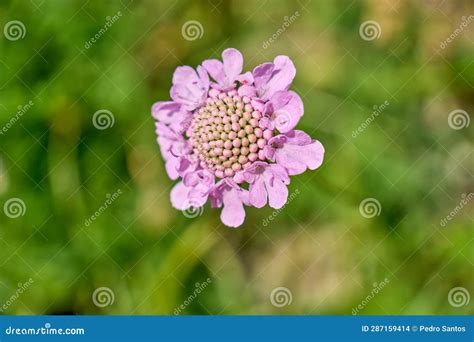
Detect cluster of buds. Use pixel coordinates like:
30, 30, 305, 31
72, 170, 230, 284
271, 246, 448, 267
190, 91, 273, 178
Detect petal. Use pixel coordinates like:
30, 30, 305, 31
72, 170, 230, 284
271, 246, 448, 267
263, 145, 275, 161
170, 84, 201, 110
165, 157, 181, 180
237, 71, 254, 85
271, 55, 296, 90
275, 138, 325, 175
176, 156, 195, 176
197, 65, 210, 90
267, 134, 288, 147
208, 88, 220, 98
238, 85, 257, 97
151, 101, 181, 122
254, 56, 296, 101
199, 169, 215, 187
249, 176, 267, 208
269, 164, 290, 184
152, 101, 192, 134
268, 91, 304, 133
251, 99, 265, 112
264, 173, 288, 209
183, 171, 200, 187
258, 117, 273, 130
170, 181, 192, 210
253, 62, 274, 91
222, 48, 243, 84
221, 188, 246, 228
155, 122, 178, 139
275, 144, 307, 175
187, 186, 209, 207
304, 140, 325, 170
202, 59, 225, 85
170, 66, 208, 110
157, 137, 172, 157
172, 66, 198, 85
183, 169, 214, 188
266, 91, 293, 111
285, 130, 312, 145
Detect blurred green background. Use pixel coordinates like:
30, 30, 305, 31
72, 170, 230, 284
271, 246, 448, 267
0, 0, 472, 315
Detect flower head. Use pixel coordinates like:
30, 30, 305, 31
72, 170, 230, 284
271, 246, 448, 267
152, 48, 324, 227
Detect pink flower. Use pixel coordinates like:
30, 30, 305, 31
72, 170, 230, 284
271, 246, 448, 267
152, 48, 324, 227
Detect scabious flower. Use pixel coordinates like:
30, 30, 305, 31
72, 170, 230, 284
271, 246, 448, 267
152, 48, 324, 227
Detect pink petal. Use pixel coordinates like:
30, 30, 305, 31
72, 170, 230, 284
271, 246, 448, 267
275, 136, 325, 175
165, 158, 180, 180
202, 59, 225, 85
272, 55, 296, 90
253, 56, 296, 101
221, 188, 246, 228
152, 101, 191, 134
187, 188, 209, 207
285, 130, 312, 145
171, 173, 211, 210
253, 63, 274, 91
251, 99, 265, 112
264, 172, 288, 209
269, 164, 290, 184
249, 177, 267, 208
183, 172, 200, 187
170, 66, 208, 110
258, 117, 273, 130
237, 71, 254, 84
170, 84, 201, 111
152, 101, 180, 122
172, 66, 197, 84
267, 91, 304, 133
238, 85, 257, 97
176, 156, 195, 175
170, 181, 192, 210
222, 48, 243, 84
155, 122, 178, 139
197, 65, 210, 90
303, 140, 325, 170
